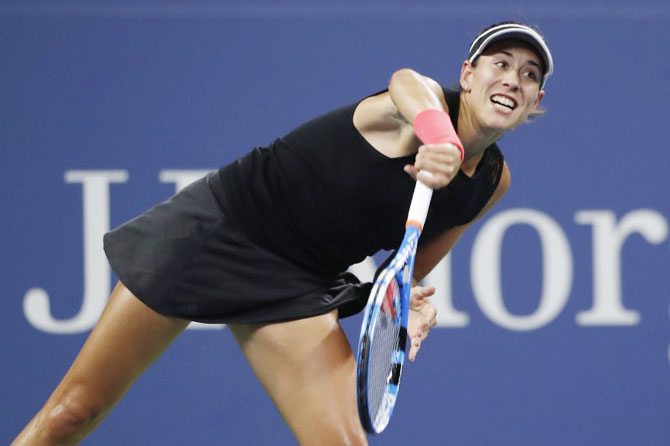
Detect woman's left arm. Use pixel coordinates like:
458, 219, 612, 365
413, 161, 511, 283
407, 162, 511, 360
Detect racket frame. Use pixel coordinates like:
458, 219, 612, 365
356, 177, 433, 434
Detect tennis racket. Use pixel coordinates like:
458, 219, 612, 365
355, 175, 433, 434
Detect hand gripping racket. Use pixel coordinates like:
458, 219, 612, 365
355, 108, 463, 434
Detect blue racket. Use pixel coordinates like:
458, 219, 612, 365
356, 175, 433, 434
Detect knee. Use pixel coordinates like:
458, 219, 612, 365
317, 431, 368, 446
338, 430, 369, 446
299, 423, 368, 446
43, 391, 102, 443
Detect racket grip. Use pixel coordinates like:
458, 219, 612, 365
406, 173, 433, 231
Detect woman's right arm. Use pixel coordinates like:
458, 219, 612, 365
353, 68, 449, 159
388, 68, 448, 124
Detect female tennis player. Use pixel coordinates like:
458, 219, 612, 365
13, 21, 552, 446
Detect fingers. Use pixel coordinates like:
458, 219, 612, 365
415, 143, 461, 185
409, 339, 421, 362
408, 313, 434, 362
404, 143, 462, 189
409, 318, 431, 342
407, 286, 438, 362
403, 164, 418, 181
410, 285, 435, 309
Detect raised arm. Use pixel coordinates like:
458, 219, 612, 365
388, 68, 448, 123
354, 69, 463, 189
353, 69, 449, 158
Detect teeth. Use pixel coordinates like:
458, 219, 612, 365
491, 95, 516, 109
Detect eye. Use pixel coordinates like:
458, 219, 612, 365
495, 60, 508, 69
523, 70, 540, 82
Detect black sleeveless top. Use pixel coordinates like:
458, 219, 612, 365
214, 89, 504, 277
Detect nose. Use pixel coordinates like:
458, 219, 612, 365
502, 71, 520, 91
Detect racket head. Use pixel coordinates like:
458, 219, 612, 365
356, 226, 419, 434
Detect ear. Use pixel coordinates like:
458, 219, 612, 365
532, 90, 545, 110
460, 60, 474, 91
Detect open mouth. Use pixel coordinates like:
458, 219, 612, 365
490, 95, 517, 113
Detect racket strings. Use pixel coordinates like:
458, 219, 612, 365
368, 277, 402, 421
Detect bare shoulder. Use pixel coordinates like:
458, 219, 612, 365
466, 160, 511, 221
497, 161, 511, 195
486, 161, 511, 210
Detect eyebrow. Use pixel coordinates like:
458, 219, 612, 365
498, 50, 542, 70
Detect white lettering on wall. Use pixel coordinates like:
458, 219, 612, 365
470, 209, 573, 331
22, 172, 668, 334
23, 170, 128, 334
574, 209, 668, 326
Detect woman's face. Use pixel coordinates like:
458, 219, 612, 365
461, 40, 545, 132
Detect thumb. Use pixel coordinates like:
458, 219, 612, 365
411, 286, 435, 307
404, 164, 418, 180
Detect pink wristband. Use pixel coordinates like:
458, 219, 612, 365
413, 109, 464, 161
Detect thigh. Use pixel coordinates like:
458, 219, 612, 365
46, 281, 190, 420
228, 311, 368, 446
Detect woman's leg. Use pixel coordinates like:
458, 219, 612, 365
228, 310, 368, 446
12, 282, 190, 446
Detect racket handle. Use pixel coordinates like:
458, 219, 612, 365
406, 171, 433, 231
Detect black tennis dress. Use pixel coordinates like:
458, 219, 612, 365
103, 89, 504, 324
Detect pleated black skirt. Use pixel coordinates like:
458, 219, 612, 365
103, 173, 369, 324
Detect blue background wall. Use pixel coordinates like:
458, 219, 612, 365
2, 1, 669, 444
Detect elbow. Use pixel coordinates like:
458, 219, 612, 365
389, 68, 422, 90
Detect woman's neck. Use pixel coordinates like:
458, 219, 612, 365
457, 93, 504, 165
